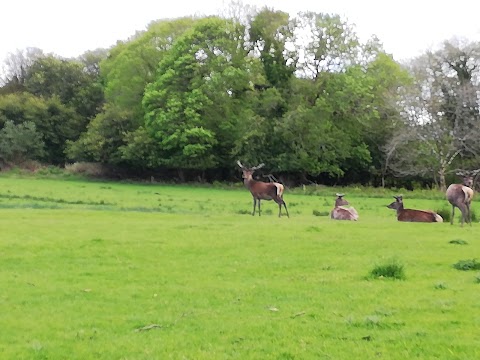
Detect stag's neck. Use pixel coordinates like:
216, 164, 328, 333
243, 177, 255, 188
396, 204, 405, 215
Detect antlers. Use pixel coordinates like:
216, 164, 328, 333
237, 160, 265, 171
455, 169, 480, 177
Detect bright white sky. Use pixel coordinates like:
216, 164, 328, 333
1, 0, 480, 67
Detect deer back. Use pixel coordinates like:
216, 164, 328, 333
397, 209, 441, 222
248, 180, 280, 200
331, 206, 358, 221
446, 184, 474, 206
388, 196, 442, 222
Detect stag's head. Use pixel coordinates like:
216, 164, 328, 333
335, 193, 349, 207
455, 170, 478, 188
237, 160, 265, 180
387, 195, 403, 210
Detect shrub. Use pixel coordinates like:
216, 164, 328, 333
0, 121, 45, 164
313, 210, 329, 217
435, 207, 451, 222
453, 259, 480, 271
474, 274, 480, 284
368, 259, 406, 280
449, 239, 468, 245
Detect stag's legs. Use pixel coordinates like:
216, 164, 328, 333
282, 202, 289, 218
252, 198, 261, 216
276, 199, 289, 218
457, 203, 470, 227
450, 206, 455, 225
466, 203, 472, 226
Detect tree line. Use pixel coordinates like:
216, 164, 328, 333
1, 5, 479, 189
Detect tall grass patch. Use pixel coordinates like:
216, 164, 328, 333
368, 258, 406, 280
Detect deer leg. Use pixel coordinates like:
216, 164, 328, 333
283, 201, 289, 218
258, 199, 261, 216
458, 204, 467, 227
466, 203, 472, 226
450, 206, 455, 225
275, 198, 289, 218
252, 198, 256, 216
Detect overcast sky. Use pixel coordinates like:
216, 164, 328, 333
1, 0, 480, 66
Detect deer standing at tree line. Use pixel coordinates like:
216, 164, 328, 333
237, 161, 289, 218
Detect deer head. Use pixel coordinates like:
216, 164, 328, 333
335, 193, 349, 207
387, 195, 403, 210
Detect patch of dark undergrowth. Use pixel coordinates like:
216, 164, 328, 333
368, 259, 406, 280
312, 210, 329, 217
438, 207, 478, 223
453, 259, 480, 271
449, 239, 468, 245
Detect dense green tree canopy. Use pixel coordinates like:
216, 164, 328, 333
1, 6, 478, 188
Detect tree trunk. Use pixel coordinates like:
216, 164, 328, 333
177, 169, 185, 183
438, 169, 446, 192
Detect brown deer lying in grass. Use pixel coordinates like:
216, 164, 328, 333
237, 161, 289, 218
387, 196, 443, 222
446, 175, 474, 226
330, 193, 358, 221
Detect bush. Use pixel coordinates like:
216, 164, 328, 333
449, 239, 468, 245
435, 207, 477, 223
453, 259, 480, 271
0, 121, 45, 164
368, 259, 406, 280
435, 207, 451, 222
475, 274, 480, 284
313, 210, 330, 217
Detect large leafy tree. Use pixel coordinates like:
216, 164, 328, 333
24, 55, 104, 121
0, 47, 44, 94
249, 8, 297, 90
0, 93, 81, 164
0, 120, 45, 164
143, 16, 251, 175
68, 17, 197, 166
295, 11, 360, 78
384, 39, 480, 190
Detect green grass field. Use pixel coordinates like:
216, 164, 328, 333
1, 175, 479, 359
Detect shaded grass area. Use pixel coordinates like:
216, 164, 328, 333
0, 176, 480, 359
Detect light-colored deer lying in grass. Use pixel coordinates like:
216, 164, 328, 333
237, 161, 289, 218
330, 193, 358, 221
387, 195, 443, 222
446, 175, 474, 226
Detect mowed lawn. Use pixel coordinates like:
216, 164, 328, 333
1, 176, 479, 359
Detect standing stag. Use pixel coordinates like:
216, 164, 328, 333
237, 161, 289, 218
331, 193, 359, 221
387, 196, 443, 222
446, 174, 475, 226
